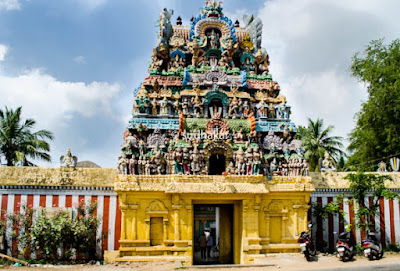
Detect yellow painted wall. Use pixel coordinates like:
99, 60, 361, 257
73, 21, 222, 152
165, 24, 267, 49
115, 175, 313, 265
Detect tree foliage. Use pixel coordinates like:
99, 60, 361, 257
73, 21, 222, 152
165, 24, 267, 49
0, 106, 54, 166
297, 118, 344, 171
347, 39, 400, 170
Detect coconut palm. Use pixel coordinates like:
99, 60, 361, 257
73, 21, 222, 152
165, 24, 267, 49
0, 106, 54, 166
297, 118, 344, 171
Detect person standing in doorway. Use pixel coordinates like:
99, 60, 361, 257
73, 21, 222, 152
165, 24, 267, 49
199, 233, 207, 259
206, 232, 213, 259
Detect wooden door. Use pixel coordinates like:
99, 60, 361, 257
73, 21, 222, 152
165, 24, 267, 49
150, 217, 163, 246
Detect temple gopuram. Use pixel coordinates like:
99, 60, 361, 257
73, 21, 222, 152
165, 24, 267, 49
115, 1, 313, 265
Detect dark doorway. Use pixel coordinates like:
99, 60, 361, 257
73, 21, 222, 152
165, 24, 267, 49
193, 204, 233, 265
209, 154, 225, 175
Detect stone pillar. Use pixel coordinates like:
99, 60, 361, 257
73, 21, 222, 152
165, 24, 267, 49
293, 205, 300, 236
173, 204, 182, 241
223, 105, 228, 117
120, 204, 128, 240
282, 216, 288, 239
265, 213, 270, 240
254, 195, 261, 238
130, 204, 139, 240
163, 218, 168, 242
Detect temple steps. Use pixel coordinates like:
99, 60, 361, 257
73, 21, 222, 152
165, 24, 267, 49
116, 255, 189, 262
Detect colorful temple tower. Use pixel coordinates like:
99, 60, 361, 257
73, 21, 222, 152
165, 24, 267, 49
115, 1, 313, 265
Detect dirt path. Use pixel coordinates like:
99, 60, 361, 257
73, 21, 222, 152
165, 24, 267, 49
0, 253, 399, 270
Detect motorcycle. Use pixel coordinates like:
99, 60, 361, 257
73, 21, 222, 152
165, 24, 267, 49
298, 223, 316, 261
362, 231, 383, 260
334, 231, 354, 261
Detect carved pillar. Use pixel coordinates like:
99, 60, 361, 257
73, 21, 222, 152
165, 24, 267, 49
120, 204, 128, 240
145, 218, 150, 241
282, 216, 288, 239
204, 105, 209, 116
130, 204, 139, 240
173, 205, 182, 241
265, 213, 270, 239
293, 205, 300, 236
253, 195, 261, 238
223, 105, 228, 117
163, 218, 168, 242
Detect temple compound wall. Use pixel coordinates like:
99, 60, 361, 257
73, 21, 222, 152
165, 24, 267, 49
0, 167, 399, 265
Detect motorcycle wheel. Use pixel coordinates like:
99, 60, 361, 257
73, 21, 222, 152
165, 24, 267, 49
304, 250, 311, 261
368, 254, 373, 261
378, 250, 383, 260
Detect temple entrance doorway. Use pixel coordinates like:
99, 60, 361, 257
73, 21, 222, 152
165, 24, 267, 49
193, 204, 233, 265
209, 154, 225, 175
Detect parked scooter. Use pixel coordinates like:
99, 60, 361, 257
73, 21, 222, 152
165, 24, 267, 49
298, 224, 316, 261
334, 231, 354, 261
362, 231, 383, 260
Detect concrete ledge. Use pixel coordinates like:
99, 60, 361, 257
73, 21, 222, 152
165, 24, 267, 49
104, 250, 119, 263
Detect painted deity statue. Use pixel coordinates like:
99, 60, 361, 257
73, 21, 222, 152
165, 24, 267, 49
242, 100, 250, 118
268, 103, 276, 118
270, 158, 278, 175
160, 97, 169, 115
377, 161, 387, 172
190, 146, 201, 174
257, 100, 267, 118
151, 144, 165, 175
220, 39, 239, 68
117, 154, 129, 175
235, 147, 246, 175
173, 147, 183, 174
188, 38, 206, 67
129, 155, 137, 175
60, 149, 78, 168
228, 96, 240, 118
226, 161, 236, 175
151, 98, 158, 115
245, 148, 254, 175
182, 147, 191, 174
321, 152, 336, 172
192, 95, 204, 117
252, 147, 262, 175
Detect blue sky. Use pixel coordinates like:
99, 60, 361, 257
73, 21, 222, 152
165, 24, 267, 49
1, 0, 400, 168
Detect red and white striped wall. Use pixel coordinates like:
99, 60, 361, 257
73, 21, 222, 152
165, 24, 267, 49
0, 186, 121, 257
311, 189, 400, 252
1, 186, 399, 257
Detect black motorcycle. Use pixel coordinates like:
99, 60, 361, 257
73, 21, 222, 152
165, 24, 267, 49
298, 224, 316, 261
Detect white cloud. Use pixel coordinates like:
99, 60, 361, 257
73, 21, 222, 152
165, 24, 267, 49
0, 68, 120, 122
0, 44, 7, 61
257, 0, 400, 146
0, 67, 122, 167
73, 55, 87, 64
0, 0, 20, 10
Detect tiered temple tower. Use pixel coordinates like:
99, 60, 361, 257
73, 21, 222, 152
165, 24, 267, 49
115, 1, 313, 265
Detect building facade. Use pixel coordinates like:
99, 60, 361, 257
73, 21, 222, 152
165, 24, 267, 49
115, 1, 312, 265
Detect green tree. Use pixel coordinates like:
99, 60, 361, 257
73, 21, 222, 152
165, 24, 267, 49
297, 118, 344, 171
348, 39, 400, 170
0, 106, 54, 166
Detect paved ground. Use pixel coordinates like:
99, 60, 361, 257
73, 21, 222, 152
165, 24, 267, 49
0, 253, 399, 270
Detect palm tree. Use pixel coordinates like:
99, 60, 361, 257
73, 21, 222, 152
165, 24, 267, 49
0, 106, 54, 166
297, 118, 344, 171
